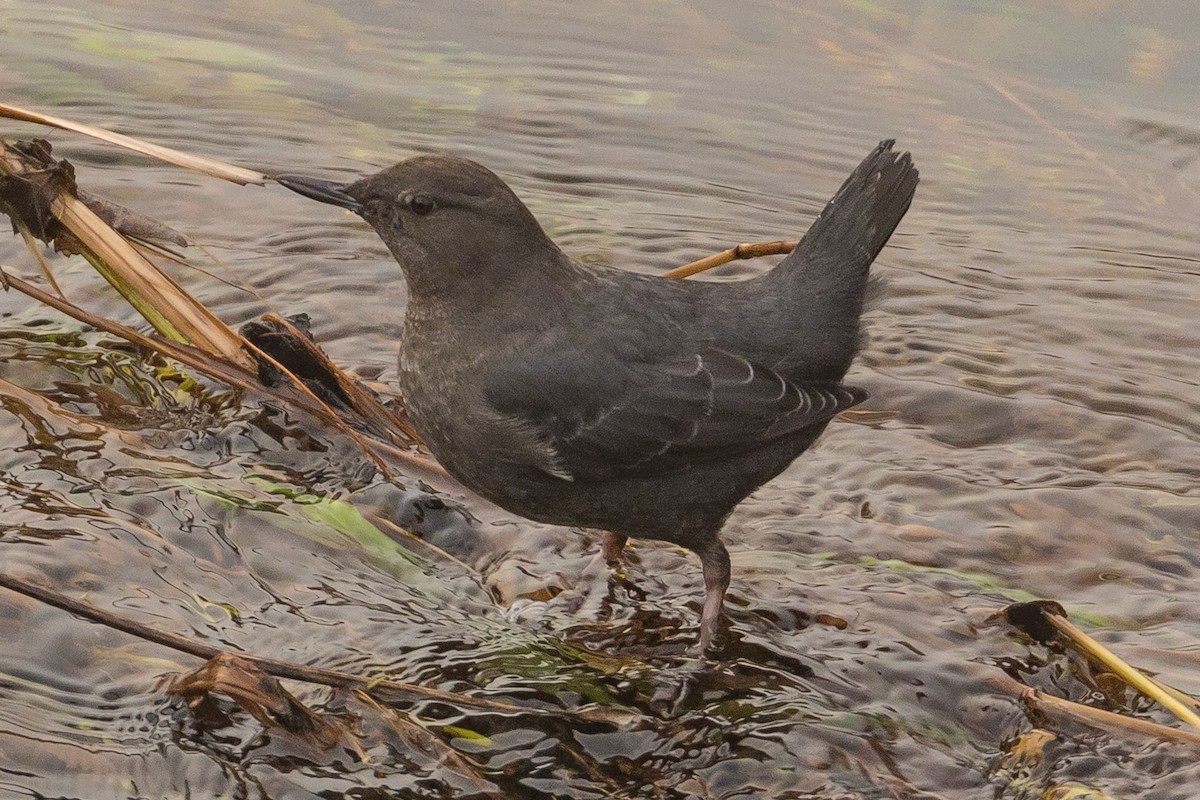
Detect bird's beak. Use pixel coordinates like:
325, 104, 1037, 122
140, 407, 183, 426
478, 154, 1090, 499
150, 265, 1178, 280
275, 174, 362, 214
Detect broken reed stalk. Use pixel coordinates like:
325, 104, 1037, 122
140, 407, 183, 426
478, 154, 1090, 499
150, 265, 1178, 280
0, 570, 535, 716
0, 139, 252, 365
238, 334, 398, 480
663, 239, 799, 279
1044, 611, 1200, 731
53, 191, 251, 363
988, 671, 1200, 751
261, 313, 419, 444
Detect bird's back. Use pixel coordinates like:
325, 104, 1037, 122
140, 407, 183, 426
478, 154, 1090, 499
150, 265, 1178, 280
565, 140, 917, 388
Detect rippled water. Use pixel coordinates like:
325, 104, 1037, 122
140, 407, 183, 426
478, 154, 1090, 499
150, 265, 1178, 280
1, 1, 1198, 797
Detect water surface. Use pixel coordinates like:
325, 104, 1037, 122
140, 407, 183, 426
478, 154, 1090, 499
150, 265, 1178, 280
1, 1, 1198, 797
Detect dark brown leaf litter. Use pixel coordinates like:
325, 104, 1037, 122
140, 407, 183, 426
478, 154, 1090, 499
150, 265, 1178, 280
171, 652, 364, 761
1003, 600, 1069, 645
242, 313, 358, 412
0, 137, 186, 253
241, 312, 419, 444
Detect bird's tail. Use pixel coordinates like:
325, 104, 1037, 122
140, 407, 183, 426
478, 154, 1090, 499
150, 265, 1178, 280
765, 140, 918, 377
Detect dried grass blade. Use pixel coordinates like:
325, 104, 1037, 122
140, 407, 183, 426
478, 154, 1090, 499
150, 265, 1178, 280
50, 191, 252, 365
0, 102, 266, 185
11, 218, 64, 298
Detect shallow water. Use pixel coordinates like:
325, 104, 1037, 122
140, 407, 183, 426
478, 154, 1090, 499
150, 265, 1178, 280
1, 1, 1198, 797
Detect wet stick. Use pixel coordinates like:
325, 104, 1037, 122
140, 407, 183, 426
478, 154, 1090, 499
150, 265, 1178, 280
0, 570, 560, 717
664, 239, 800, 279
1044, 611, 1200, 731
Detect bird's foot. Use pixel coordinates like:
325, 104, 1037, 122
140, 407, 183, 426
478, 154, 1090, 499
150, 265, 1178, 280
601, 530, 629, 575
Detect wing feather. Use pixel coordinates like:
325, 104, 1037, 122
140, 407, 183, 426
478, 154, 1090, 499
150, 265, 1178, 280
485, 345, 866, 482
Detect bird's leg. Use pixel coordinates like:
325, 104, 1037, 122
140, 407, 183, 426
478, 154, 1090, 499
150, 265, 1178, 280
602, 531, 628, 567
580, 529, 629, 584
696, 538, 731, 652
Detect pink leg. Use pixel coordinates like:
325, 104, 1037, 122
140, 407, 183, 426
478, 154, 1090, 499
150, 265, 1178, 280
697, 539, 731, 652
602, 531, 628, 566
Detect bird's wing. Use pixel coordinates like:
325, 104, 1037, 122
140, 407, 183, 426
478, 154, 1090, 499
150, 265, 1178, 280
483, 346, 866, 481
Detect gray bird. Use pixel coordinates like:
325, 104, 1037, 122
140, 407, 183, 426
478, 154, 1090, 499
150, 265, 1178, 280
278, 141, 918, 650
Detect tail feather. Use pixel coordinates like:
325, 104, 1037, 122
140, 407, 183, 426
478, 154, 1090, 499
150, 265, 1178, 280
780, 139, 917, 286
767, 140, 918, 378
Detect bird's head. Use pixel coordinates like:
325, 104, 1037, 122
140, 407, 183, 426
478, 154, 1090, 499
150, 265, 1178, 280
278, 155, 558, 297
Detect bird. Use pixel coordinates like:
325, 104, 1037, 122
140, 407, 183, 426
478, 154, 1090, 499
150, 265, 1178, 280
277, 140, 918, 651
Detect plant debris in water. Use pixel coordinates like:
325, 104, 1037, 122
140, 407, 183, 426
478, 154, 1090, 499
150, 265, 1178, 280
0, 137, 185, 252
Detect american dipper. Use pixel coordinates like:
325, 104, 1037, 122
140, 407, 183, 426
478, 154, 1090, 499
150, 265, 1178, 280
278, 141, 918, 650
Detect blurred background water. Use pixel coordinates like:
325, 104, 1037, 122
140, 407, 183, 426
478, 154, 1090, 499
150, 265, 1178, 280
0, 1, 1198, 797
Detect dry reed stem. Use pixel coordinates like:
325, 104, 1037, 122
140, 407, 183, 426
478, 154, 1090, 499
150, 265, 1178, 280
0, 101, 266, 185
664, 239, 799, 279
1045, 611, 1200, 731
988, 671, 1200, 751
51, 190, 252, 364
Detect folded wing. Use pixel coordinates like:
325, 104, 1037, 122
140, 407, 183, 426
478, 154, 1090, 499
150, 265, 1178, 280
485, 346, 866, 481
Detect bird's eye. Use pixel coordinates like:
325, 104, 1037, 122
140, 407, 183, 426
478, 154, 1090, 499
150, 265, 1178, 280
409, 193, 436, 215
